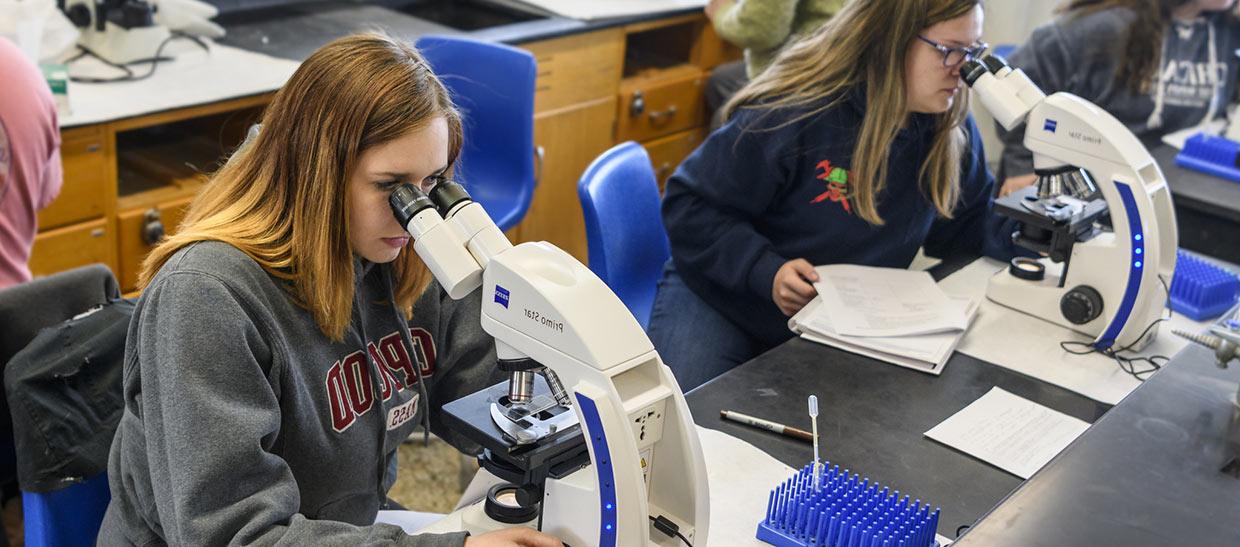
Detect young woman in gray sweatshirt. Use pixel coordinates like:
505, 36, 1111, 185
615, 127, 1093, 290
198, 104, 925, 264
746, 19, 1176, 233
999, 0, 1240, 196
96, 33, 561, 547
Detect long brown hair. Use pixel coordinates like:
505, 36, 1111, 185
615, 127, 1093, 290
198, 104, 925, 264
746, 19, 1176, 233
1059, 0, 1195, 94
140, 32, 464, 341
723, 0, 981, 226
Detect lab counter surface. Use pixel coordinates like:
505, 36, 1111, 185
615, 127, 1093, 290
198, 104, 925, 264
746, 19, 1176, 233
1152, 144, 1240, 264
684, 337, 1111, 540
215, 0, 700, 62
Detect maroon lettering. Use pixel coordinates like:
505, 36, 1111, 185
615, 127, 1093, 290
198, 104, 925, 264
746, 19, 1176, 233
325, 360, 355, 432
341, 352, 373, 416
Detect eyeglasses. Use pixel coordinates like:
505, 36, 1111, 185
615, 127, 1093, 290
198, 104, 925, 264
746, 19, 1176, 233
917, 35, 988, 67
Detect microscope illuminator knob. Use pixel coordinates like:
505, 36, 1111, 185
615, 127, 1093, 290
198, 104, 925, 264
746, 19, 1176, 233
1061, 286, 1105, 325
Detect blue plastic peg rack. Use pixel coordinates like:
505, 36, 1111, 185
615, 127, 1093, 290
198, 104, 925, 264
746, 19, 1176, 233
1169, 250, 1240, 321
757, 463, 940, 547
1175, 132, 1240, 183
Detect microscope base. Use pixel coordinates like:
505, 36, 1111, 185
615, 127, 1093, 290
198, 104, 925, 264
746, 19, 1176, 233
986, 265, 1157, 352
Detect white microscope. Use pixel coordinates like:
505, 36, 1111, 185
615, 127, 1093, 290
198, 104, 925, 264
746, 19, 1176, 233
389, 182, 709, 546
963, 55, 1179, 351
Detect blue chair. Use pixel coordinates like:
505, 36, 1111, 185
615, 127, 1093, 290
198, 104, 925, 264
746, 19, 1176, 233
23, 473, 111, 547
577, 142, 671, 329
416, 35, 538, 231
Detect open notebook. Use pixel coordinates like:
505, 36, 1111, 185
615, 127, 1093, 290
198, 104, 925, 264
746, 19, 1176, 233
789, 295, 979, 375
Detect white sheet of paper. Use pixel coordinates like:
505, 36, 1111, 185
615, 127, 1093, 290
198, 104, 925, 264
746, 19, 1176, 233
1160, 118, 1226, 149
925, 387, 1090, 479
938, 258, 1210, 405
814, 264, 967, 338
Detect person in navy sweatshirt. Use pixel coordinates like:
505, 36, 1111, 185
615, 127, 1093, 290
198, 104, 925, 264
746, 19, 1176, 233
648, 0, 1021, 390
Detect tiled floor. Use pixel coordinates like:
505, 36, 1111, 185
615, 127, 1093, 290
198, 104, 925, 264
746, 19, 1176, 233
389, 436, 472, 513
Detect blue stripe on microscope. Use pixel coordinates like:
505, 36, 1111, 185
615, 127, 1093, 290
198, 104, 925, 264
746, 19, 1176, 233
1095, 181, 1144, 350
576, 393, 618, 547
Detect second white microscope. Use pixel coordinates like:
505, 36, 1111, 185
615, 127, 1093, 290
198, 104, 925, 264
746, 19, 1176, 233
963, 55, 1178, 351
389, 181, 709, 546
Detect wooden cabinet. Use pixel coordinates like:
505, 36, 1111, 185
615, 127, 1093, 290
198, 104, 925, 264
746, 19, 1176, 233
525, 29, 625, 112
643, 127, 706, 192
616, 65, 706, 143
28, 218, 115, 277
116, 196, 194, 292
524, 97, 619, 262
39, 126, 115, 231
34, 15, 738, 287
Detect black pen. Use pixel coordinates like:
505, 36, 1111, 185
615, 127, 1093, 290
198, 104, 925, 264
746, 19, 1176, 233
720, 409, 813, 442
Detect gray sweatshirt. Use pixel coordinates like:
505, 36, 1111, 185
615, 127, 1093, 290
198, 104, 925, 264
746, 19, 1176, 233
999, 8, 1240, 177
99, 241, 503, 546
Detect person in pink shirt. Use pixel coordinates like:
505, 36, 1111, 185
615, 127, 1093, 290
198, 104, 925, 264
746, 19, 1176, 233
0, 37, 63, 288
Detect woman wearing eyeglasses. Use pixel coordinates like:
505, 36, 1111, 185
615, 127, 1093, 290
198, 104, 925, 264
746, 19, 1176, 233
997, 0, 1240, 197
647, 0, 1020, 390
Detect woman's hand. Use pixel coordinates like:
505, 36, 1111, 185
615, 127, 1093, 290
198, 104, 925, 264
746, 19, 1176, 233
999, 173, 1037, 197
772, 258, 819, 317
463, 527, 563, 547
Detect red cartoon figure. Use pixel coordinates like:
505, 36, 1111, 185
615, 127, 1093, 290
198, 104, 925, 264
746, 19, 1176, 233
810, 159, 853, 214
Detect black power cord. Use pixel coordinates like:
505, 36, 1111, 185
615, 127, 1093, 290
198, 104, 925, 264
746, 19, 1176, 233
649, 515, 693, 546
67, 31, 209, 84
1059, 275, 1174, 382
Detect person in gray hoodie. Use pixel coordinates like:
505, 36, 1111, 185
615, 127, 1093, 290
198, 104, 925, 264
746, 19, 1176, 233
97, 32, 562, 547
998, 0, 1240, 196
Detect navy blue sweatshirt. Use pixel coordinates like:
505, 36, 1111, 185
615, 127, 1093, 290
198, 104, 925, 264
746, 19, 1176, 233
661, 91, 1018, 347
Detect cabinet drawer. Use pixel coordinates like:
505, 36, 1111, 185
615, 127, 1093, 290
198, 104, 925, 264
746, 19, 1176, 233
617, 65, 706, 142
118, 197, 194, 292
523, 29, 625, 113
643, 127, 706, 191
40, 127, 113, 230
29, 218, 114, 278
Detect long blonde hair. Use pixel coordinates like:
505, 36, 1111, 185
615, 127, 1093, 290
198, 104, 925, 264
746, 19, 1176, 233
723, 0, 982, 225
140, 32, 464, 341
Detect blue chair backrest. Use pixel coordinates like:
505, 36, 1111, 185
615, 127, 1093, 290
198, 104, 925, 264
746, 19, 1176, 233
23, 472, 111, 546
578, 142, 671, 329
415, 35, 537, 231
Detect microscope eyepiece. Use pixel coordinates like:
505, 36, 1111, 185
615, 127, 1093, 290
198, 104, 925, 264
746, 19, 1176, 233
389, 183, 435, 227
961, 60, 988, 87
428, 180, 473, 217
981, 54, 1009, 73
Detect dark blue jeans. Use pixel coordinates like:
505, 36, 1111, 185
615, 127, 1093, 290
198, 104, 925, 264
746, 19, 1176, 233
647, 266, 762, 392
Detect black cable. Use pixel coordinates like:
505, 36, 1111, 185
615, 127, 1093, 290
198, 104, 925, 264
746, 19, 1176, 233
955, 524, 970, 537
1059, 316, 1170, 381
649, 515, 693, 547
68, 31, 209, 84
1056, 272, 1176, 381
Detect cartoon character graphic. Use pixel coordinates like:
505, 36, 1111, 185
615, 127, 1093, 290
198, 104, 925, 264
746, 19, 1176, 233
810, 159, 853, 214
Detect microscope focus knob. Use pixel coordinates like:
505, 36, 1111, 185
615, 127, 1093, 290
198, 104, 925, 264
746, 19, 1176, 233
1061, 286, 1104, 325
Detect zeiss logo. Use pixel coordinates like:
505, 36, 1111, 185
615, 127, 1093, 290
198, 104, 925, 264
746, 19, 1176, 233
494, 285, 510, 308
1044, 119, 1058, 133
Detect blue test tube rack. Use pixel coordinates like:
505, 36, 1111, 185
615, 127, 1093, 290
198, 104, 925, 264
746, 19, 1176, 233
757, 462, 940, 547
1175, 132, 1240, 183
1169, 250, 1240, 321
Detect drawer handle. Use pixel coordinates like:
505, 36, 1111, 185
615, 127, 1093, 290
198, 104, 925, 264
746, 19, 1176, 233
143, 208, 166, 246
630, 90, 646, 117
534, 145, 546, 188
86, 143, 101, 153
648, 105, 678, 125
90, 228, 105, 238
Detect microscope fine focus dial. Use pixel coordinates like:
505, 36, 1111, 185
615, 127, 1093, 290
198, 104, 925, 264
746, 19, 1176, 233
1060, 286, 1104, 325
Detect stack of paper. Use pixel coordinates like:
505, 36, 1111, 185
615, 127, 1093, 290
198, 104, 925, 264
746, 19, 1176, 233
789, 265, 978, 374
